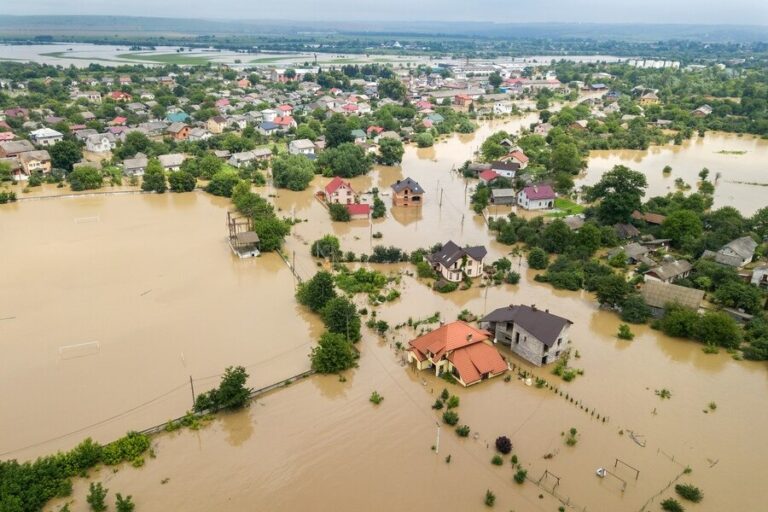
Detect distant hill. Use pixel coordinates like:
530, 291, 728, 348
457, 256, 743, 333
0, 15, 765, 43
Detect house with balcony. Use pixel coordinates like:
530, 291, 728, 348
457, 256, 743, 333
427, 241, 487, 283
480, 304, 572, 366
390, 177, 424, 207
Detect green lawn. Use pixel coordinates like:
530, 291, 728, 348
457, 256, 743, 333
546, 197, 586, 218
118, 52, 212, 65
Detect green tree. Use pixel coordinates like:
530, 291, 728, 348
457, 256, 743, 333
571, 223, 602, 259
297, 271, 337, 312
329, 203, 351, 221
713, 280, 764, 314
206, 168, 240, 197
141, 159, 167, 193
197, 153, 223, 179
49, 140, 82, 171
527, 247, 549, 269
321, 296, 362, 342
662, 210, 703, 249
480, 131, 510, 161
253, 217, 290, 252
585, 165, 648, 224
372, 194, 386, 219
168, 170, 196, 192
594, 274, 631, 308
415, 132, 434, 148
378, 77, 407, 100
488, 72, 502, 89
657, 304, 700, 338
550, 142, 584, 175
317, 143, 372, 178
117, 131, 151, 159
378, 138, 404, 165
620, 294, 652, 324
216, 366, 251, 409
324, 113, 354, 148
0, 160, 12, 181
68, 166, 103, 191
272, 153, 316, 191
694, 312, 741, 348
86, 482, 108, 512
311, 331, 357, 373
541, 219, 574, 254
311, 235, 342, 260
115, 494, 135, 512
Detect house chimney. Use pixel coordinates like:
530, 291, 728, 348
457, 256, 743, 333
466, 334, 472, 341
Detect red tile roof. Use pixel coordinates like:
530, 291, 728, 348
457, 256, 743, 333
277, 104, 293, 111
409, 321, 506, 385
367, 126, 384, 135
509, 150, 529, 164
324, 176, 352, 195
479, 170, 499, 182
346, 203, 371, 216
274, 116, 295, 126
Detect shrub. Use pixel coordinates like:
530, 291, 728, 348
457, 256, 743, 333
456, 425, 471, 437
675, 484, 703, 503
206, 168, 240, 197
434, 280, 459, 293
491, 454, 503, 466
310, 331, 357, 373
442, 410, 459, 426
193, 366, 251, 413
514, 468, 527, 484
311, 235, 342, 260
168, 170, 196, 192
115, 493, 135, 512
527, 248, 548, 269
296, 271, 337, 312
369, 391, 384, 405
446, 395, 460, 409
620, 294, 652, 324
416, 132, 434, 148
484, 489, 496, 507
68, 166, 103, 191
661, 498, 684, 512
617, 324, 635, 340
329, 203, 351, 222
432, 399, 444, 410
86, 482, 108, 512
495, 436, 512, 454
505, 271, 521, 284
101, 432, 151, 465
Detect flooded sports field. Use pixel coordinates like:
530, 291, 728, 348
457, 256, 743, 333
2, 118, 768, 512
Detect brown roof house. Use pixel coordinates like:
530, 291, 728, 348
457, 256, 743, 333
480, 304, 572, 366
427, 241, 487, 283
19, 150, 52, 176
641, 280, 704, 317
407, 321, 507, 387
207, 116, 228, 134
644, 259, 693, 283
391, 177, 424, 207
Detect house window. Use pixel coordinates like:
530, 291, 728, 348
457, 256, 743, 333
557, 338, 562, 346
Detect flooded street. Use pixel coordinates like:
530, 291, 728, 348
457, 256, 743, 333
3, 117, 768, 512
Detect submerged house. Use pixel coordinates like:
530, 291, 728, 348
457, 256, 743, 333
407, 321, 507, 387
391, 177, 424, 207
427, 241, 487, 283
480, 304, 572, 366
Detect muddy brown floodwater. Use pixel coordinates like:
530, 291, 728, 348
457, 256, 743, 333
2, 117, 767, 512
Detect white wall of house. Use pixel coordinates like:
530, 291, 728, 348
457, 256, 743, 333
437, 256, 484, 282
492, 322, 570, 366
328, 187, 355, 205
517, 192, 554, 210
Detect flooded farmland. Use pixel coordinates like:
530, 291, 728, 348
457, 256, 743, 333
2, 118, 768, 512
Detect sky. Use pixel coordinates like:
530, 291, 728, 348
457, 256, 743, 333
0, 0, 766, 25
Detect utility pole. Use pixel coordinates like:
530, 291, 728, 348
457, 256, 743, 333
189, 375, 196, 407
439, 189, 443, 208
435, 421, 441, 455
292, 251, 296, 287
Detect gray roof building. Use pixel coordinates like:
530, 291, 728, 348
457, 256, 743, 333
481, 304, 572, 348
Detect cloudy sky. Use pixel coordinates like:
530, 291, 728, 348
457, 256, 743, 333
1, 0, 766, 25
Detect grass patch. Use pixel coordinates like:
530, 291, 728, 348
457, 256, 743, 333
118, 52, 213, 65
546, 197, 585, 218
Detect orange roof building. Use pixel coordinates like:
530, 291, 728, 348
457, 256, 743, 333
408, 321, 507, 387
